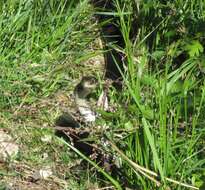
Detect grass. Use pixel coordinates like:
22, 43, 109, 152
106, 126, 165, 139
1, 0, 205, 189
0, 0, 103, 189
110, 1, 205, 189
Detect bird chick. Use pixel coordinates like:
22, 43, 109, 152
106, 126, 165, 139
74, 76, 98, 122
55, 76, 98, 128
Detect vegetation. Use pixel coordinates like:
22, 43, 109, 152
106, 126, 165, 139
1, 0, 205, 189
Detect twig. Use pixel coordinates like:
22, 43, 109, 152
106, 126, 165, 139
107, 139, 199, 190
57, 137, 122, 190
133, 168, 161, 187
94, 186, 115, 190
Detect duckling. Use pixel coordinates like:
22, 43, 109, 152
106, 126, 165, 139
74, 76, 98, 122
55, 76, 98, 128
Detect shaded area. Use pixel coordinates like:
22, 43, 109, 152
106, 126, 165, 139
91, 0, 125, 87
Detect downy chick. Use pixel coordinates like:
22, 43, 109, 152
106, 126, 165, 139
55, 76, 98, 128
74, 76, 98, 122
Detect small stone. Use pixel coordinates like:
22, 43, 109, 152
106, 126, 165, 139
33, 167, 53, 180
0, 130, 19, 161
41, 135, 52, 143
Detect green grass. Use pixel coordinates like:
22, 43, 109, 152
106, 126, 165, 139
108, 0, 205, 189
0, 0, 103, 189
1, 0, 205, 189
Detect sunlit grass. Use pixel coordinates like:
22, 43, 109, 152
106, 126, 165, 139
102, 0, 205, 189
1, 0, 205, 189
0, 0, 101, 189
